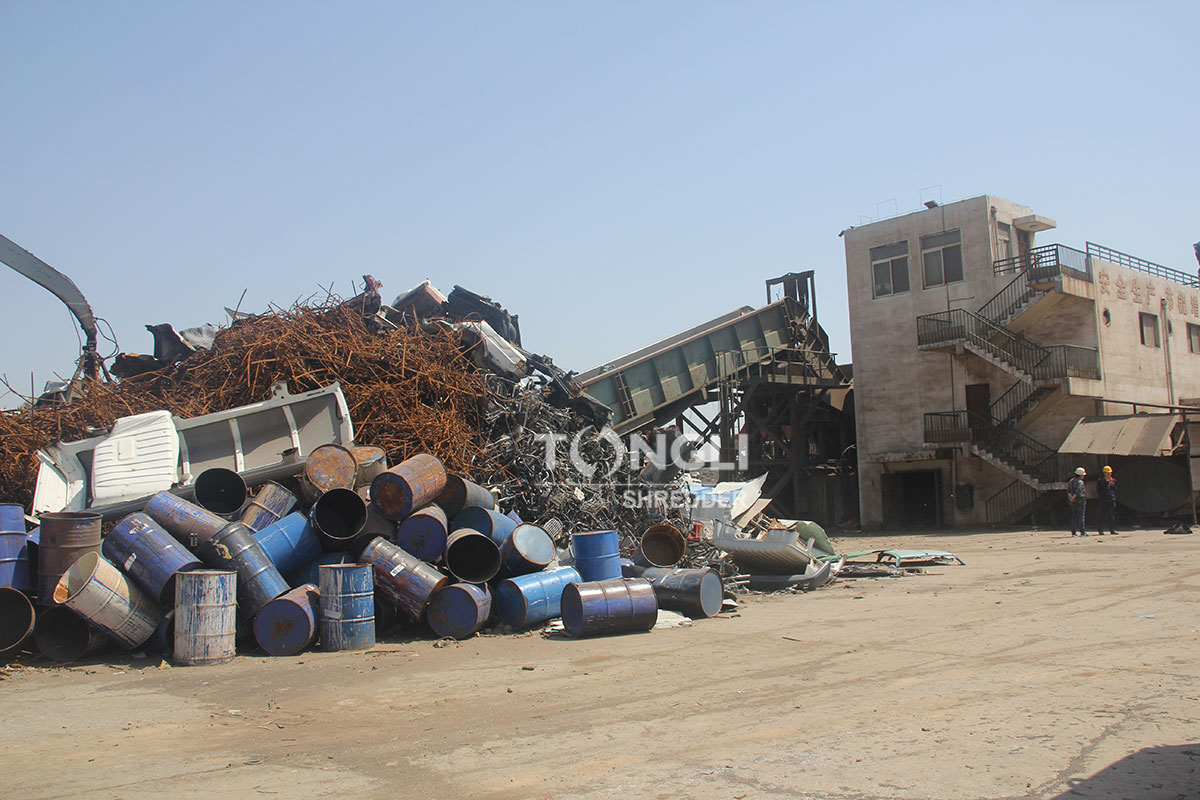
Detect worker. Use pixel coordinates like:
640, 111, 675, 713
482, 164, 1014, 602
1096, 465, 1118, 535
1068, 466, 1088, 536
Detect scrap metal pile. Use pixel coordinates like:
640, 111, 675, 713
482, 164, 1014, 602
0, 278, 757, 666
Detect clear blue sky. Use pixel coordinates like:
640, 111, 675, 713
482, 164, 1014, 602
2, 1, 1196, 407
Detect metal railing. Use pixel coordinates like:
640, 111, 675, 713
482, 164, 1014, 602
922, 409, 1071, 486
989, 381, 1049, 428
993, 244, 1091, 283
978, 268, 1041, 326
1087, 242, 1199, 288
923, 410, 971, 444
1035, 345, 1100, 380
916, 308, 1050, 376
985, 479, 1038, 526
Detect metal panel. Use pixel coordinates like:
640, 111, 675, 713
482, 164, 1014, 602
1058, 414, 1178, 456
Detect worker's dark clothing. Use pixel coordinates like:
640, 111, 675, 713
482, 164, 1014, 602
1097, 476, 1117, 535
1068, 475, 1087, 535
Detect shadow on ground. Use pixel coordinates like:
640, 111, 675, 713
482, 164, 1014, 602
1047, 743, 1200, 799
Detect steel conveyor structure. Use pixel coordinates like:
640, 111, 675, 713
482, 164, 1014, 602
577, 272, 856, 524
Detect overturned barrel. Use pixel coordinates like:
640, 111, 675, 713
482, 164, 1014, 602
145, 492, 227, 549
359, 537, 447, 622
395, 504, 448, 563
638, 567, 724, 618
428, 583, 491, 640
53, 552, 163, 649
309, 488, 366, 552
0, 587, 36, 656
253, 512, 322, 577
370, 454, 447, 521
0, 504, 31, 593
499, 523, 555, 578
174, 569, 237, 665
570, 530, 622, 582
149, 610, 175, 654
350, 446, 388, 488
495, 566, 581, 629
102, 513, 203, 606
452, 507, 516, 546
356, 488, 398, 544
299, 444, 359, 503
240, 482, 298, 533
560, 578, 658, 638
32, 605, 108, 662
443, 528, 501, 584
197, 523, 289, 617
194, 468, 250, 518
36, 512, 102, 604
635, 524, 687, 568
319, 564, 375, 651
434, 474, 496, 518
254, 584, 320, 656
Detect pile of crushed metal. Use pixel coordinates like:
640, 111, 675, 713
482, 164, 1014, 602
1, 278, 851, 667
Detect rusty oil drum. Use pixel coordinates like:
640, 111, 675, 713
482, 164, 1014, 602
36, 512, 102, 605
299, 444, 359, 503
369, 454, 447, 521
358, 536, 447, 622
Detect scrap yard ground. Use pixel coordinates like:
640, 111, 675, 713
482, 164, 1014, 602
2, 527, 1197, 800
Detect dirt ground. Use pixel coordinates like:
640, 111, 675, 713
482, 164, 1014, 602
2, 526, 1198, 800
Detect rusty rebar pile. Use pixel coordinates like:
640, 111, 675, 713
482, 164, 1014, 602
0, 303, 487, 510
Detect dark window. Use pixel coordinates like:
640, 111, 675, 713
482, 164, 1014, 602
871, 241, 910, 298
1140, 312, 1161, 347
1189, 323, 1200, 354
921, 229, 964, 288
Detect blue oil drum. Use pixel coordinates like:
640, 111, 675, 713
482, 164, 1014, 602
252, 512, 322, 577
494, 566, 582, 629
197, 522, 289, 617
193, 468, 250, 518
319, 564, 375, 651
240, 482, 298, 533
359, 537, 447, 622
254, 584, 320, 656
32, 605, 108, 662
149, 610, 175, 654
285, 552, 350, 588
428, 582, 491, 640
174, 569, 237, 665
144, 491, 227, 549
443, 528, 501, 584
451, 507, 516, 546
0, 503, 31, 593
499, 523, 555, 578
570, 530, 622, 582
638, 567, 724, 618
560, 578, 658, 638
103, 513, 203, 606
370, 454, 447, 521
396, 503, 448, 563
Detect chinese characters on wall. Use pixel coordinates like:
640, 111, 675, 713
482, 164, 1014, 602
1098, 269, 1200, 318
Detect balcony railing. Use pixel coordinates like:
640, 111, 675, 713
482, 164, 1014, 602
994, 244, 1091, 283
1035, 345, 1101, 381
1087, 242, 1199, 288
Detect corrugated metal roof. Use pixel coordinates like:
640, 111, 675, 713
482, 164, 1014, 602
1058, 413, 1179, 456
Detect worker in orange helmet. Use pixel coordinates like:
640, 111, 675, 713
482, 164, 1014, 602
1096, 465, 1118, 536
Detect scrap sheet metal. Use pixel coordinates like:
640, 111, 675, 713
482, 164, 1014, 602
1058, 413, 1178, 456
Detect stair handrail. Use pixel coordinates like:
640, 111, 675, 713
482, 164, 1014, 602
917, 308, 1051, 377
977, 268, 1039, 326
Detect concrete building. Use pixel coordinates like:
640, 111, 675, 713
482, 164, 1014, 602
842, 195, 1200, 529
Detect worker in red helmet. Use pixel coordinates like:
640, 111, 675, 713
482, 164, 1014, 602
1096, 465, 1118, 536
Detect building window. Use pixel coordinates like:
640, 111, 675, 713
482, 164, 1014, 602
871, 241, 909, 298
1140, 312, 1160, 347
1189, 323, 1200, 354
921, 229, 964, 288
996, 221, 1012, 261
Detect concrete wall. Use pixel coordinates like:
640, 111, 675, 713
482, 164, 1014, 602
843, 195, 1038, 528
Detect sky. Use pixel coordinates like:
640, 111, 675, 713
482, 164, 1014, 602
2, 1, 1197, 407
